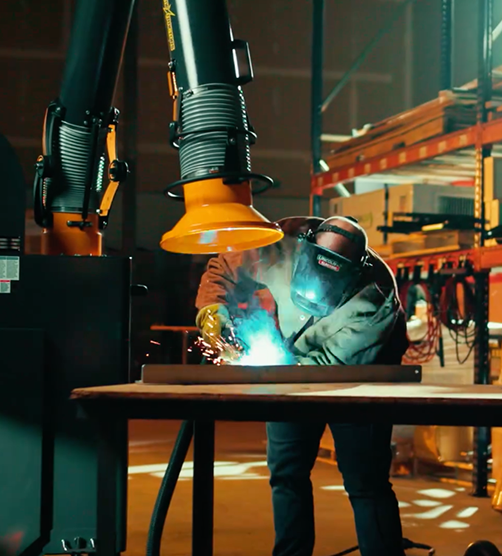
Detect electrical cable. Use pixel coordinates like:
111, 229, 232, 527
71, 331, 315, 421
328, 537, 434, 556
399, 280, 441, 364
439, 276, 477, 364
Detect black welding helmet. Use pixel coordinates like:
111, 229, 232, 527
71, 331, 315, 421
290, 221, 370, 317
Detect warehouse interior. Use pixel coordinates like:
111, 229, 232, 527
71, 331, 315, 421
4, 0, 502, 555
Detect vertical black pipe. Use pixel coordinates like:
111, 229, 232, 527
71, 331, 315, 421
60, 0, 136, 125
440, 0, 454, 90
473, 271, 491, 497
383, 183, 389, 245
310, 0, 324, 217
477, 0, 493, 128
472, 0, 493, 499
121, 2, 138, 256
164, 0, 238, 90
192, 420, 215, 556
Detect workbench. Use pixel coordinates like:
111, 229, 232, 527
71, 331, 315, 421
71, 380, 502, 556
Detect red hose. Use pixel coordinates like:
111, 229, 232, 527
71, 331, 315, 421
399, 280, 441, 364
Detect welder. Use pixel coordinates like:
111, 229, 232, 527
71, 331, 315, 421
195, 215, 409, 556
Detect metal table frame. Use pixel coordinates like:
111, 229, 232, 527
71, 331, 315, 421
73, 382, 502, 556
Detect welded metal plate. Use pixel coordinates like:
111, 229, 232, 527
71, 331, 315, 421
140, 364, 421, 385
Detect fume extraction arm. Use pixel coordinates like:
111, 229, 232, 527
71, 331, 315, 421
32, 0, 283, 256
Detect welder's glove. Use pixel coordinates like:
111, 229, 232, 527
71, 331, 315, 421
195, 303, 231, 351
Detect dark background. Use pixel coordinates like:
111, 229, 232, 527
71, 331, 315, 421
0, 0, 499, 367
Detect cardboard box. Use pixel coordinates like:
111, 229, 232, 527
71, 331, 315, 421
328, 184, 413, 248
329, 183, 475, 251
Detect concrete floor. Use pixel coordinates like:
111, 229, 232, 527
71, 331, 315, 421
125, 421, 502, 556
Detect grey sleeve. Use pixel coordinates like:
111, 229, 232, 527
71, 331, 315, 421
296, 286, 401, 366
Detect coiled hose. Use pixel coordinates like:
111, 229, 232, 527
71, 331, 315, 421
50, 121, 105, 212
178, 84, 251, 179
146, 421, 193, 556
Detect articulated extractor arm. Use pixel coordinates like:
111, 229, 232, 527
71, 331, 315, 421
33, 0, 135, 256
33, 0, 283, 257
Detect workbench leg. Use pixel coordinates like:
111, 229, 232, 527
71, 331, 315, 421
182, 331, 188, 364
96, 416, 123, 556
473, 271, 491, 497
192, 420, 215, 556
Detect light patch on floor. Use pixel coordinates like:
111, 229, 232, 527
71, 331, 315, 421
320, 485, 345, 491
417, 488, 456, 499
439, 520, 470, 529
412, 499, 443, 507
128, 460, 269, 480
219, 476, 268, 480
402, 505, 453, 519
129, 439, 171, 448
456, 507, 478, 519
400, 490, 478, 530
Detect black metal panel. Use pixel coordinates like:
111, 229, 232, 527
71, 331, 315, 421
0, 255, 131, 554
0, 134, 25, 254
0, 329, 46, 556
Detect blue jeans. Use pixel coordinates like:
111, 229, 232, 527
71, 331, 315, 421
266, 422, 405, 556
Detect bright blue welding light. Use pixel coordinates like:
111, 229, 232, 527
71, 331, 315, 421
199, 230, 217, 245
239, 332, 290, 366
232, 309, 296, 366
305, 290, 316, 301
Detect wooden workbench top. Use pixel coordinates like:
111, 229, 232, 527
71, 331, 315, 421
71, 381, 502, 404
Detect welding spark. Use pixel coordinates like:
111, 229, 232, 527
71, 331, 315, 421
193, 332, 243, 365
191, 308, 296, 366
192, 310, 244, 365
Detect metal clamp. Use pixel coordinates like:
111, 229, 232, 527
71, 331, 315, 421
61, 537, 95, 555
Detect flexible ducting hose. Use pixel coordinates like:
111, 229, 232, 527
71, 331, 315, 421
178, 85, 251, 179
50, 121, 105, 212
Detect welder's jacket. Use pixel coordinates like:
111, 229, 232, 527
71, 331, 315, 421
196, 217, 409, 365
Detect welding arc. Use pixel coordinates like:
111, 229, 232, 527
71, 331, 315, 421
146, 421, 193, 556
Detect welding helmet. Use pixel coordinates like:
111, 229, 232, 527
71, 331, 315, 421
290, 221, 370, 317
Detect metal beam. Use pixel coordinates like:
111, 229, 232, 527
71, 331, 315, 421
321, 0, 416, 113
472, 0, 493, 500
440, 0, 454, 91
310, 0, 324, 216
